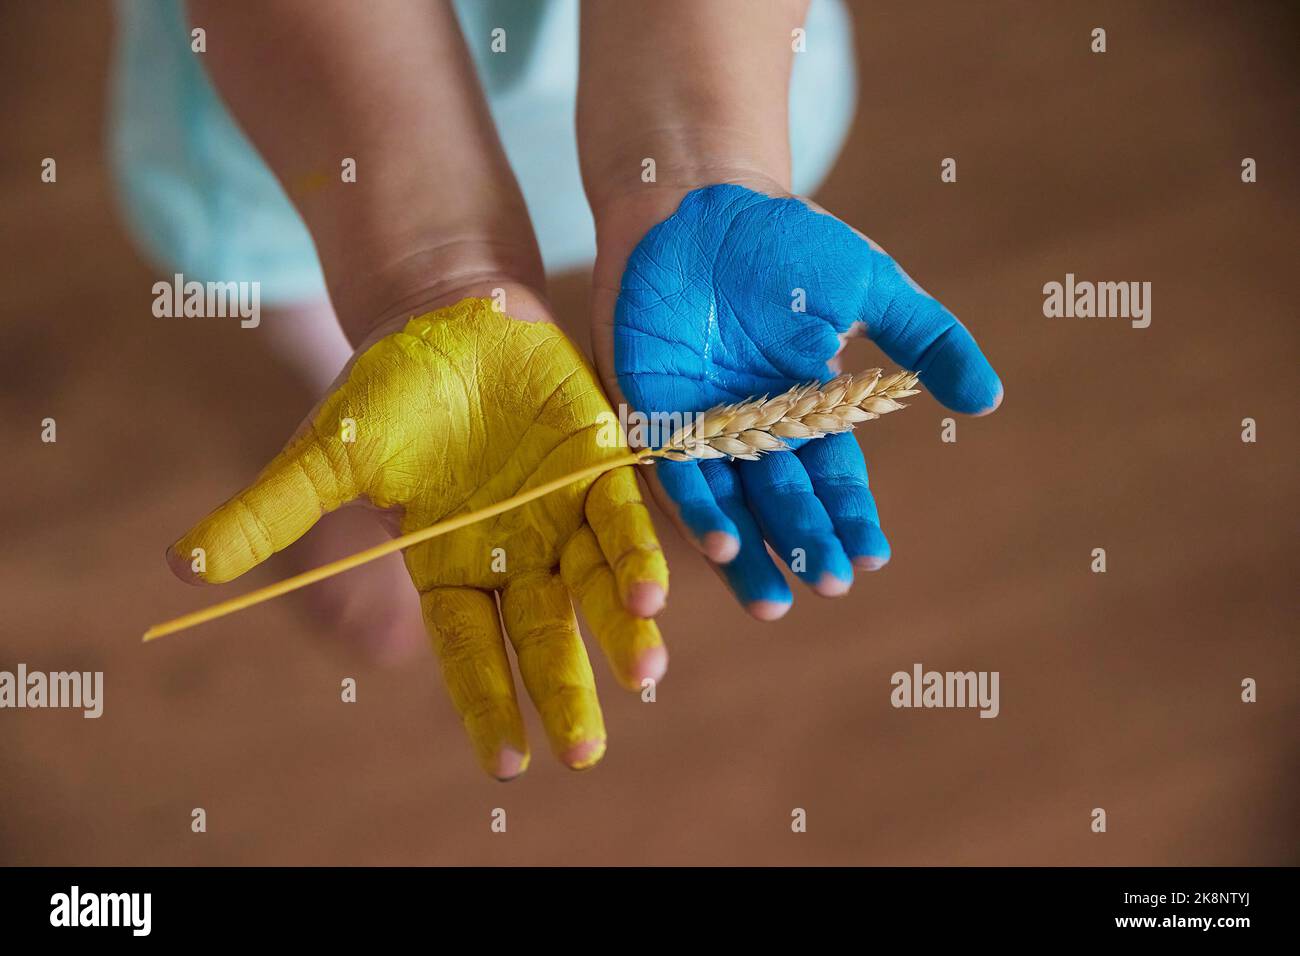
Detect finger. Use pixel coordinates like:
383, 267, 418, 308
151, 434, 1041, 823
737, 453, 855, 597
168, 431, 352, 584
561, 525, 667, 689
421, 587, 529, 781
585, 466, 669, 617
654, 458, 742, 563
797, 433, 890, 571
699, 460, 793, 620
862, 245, 1003, 415
500, 571, 607, 770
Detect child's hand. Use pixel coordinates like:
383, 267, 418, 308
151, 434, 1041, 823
592, 184, 1001, 619
169, 295, 668, 778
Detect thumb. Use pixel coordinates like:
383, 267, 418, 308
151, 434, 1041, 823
168, 426, 353, 585
861, 244, 1003, 416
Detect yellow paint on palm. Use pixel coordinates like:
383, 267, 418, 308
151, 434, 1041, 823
170, 298, 668, 777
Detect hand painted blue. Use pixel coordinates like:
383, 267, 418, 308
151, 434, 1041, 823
615, 184, 1001, 611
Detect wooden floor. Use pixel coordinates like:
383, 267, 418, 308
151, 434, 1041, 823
1, 1, 1295, 865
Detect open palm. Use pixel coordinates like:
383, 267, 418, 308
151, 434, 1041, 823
170, 297, 667, 777
601, 184, 1001, 618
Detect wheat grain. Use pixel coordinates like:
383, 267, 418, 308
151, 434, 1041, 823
652, 368, 920, 462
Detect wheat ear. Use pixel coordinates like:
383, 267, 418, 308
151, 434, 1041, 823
650, 368, 920, 462
142, 368, 921, 641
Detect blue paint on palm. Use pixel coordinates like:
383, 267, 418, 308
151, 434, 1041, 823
615, 184, 1000, 609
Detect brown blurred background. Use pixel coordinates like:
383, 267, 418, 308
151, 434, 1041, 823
1, 1, 1296, 865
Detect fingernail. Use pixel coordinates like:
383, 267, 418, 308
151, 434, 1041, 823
626, 581, 666, 618
631, 644, 668, 684
492, 746, 529, 781
561, 738, 606, 770
853, 555, 889, 572
702, 531, 740, 563
165, 543, 204, 585
813, 572, 852, 597
974, 383, 1004, 417
746, 599, 791, 622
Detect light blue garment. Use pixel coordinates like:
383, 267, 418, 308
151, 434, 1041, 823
110, 0, 857, 304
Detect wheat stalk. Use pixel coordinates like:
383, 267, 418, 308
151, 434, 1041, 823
142, 368, 921, 641
649, 368, 920, 462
